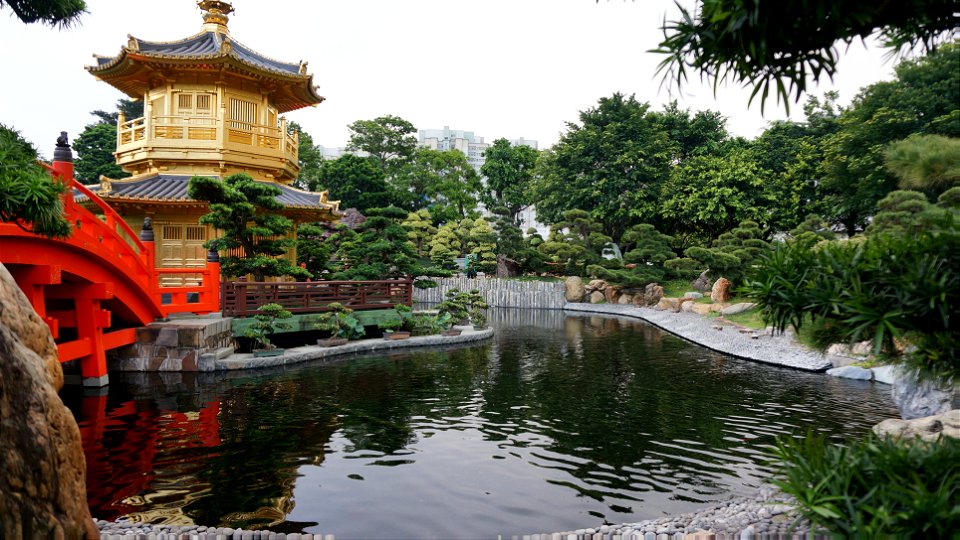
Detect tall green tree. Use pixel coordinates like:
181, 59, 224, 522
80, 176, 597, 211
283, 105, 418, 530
480, 138, 539, 226
90, 98, 143, 125
1, 0, 85, 26
400, 148, 483, 224
531, 93, 674, 241
287, 121, 324, 190
73, 122, 127, 182
330, 206, 429, 280
651, 0, 956, 112
0, 124, 70, 238
345, 115, 418, 174
654, 102, 729, 163
311, 154, 392, 212
818, 43, 960, 235
187, 173, 309, 282
401, 209, 437, 258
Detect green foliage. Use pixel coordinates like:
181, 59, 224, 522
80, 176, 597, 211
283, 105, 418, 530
0, 124, 70, 238
591, 223, 675, 287
884, 134, 960, 196
397, 148, 483, 223
866, 190, 956, 237
244, 303, 293, 350
770, 433, 960, 537
74, 122, 128, 182
650, 0, 956, 113
789, 214, 836, 245
89, 98, 142, 125
187, 173, 310, 282
330, 206, 443, 280
428, 223, 463, 270
295, 221, 333, 277
480, 138, 539, 226
436, 288, 487, 326
287, 121, 323, 190
530, 94, 676, 241
345, 115, 417, 175
313, 302, 365, 341
745, 228, 959, 378
466, 218, 497, 273
818, 43, 960, 235
661, 148, 774, 238
1, 0, 86, 27
538, 210, 611, 276
402, 209, 437, 257
310, 154, 392, 212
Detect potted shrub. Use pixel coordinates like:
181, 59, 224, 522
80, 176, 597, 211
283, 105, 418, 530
466, 289, 490, 329
379, 304, 413, 339
314, 302, 365, 346
436, 288, 471, 327
245, 303, 293, 356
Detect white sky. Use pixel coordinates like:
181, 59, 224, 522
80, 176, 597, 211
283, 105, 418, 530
1, 0, 898, 157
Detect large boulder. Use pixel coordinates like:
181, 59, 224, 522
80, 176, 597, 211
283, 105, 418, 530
889, 367, 956, 420
564, 276, 585, 302
691, 270, 711, 293
0, 264, 97, 539
719, 302, 757, 316
589, 290, 605, 303
873, 410, 960, 441
710, 277, 733, 303
643, 283, 664, 306
604, 286, 620, 304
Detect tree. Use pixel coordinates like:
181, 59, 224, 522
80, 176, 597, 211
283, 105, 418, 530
530, 94, 675, 241
660, 147, 774, 240
590, 223, 676, 288
865, 190, 956, 237
428, 223, 462, 270
654, 102, 729, 163
0, 124, 70, 238
296, 222, 333, 277
465, 217, 497, 274
401, 209, 436, 258
400, 148, 483, 224
884, 134, 960, 196
818, 43, 960, 235
480, 138, 539, 226
311, 154, 392, 212
330, 206, 429, 280
538, 210, 611, 276
73, 122, 127, 182
288, 121, 324, 190
650, 0, 956, 112
1, 0, 86, 27
187, 173, 310, 282
89, 98, 143, 125
345, 115, 417, 174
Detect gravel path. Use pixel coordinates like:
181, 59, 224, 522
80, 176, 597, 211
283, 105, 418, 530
563, 303, 833, 371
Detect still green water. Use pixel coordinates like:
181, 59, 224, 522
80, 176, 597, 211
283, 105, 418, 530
64, 309, 898, 538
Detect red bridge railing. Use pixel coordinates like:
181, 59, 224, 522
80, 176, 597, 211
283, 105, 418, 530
221, 279, 413, 317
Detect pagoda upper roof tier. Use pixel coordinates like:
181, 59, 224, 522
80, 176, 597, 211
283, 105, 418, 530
88, 28, 324, 113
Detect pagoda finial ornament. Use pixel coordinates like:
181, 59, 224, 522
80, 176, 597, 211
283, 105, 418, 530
198, 0, 233, 28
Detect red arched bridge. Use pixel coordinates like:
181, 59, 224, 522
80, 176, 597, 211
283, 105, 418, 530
1, 154, 413, 387
0, 159, 219, 387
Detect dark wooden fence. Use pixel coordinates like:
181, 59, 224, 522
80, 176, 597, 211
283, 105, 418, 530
221, 279, 413, 317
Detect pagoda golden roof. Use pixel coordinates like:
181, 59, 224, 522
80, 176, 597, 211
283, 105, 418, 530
87, 3, 324, 113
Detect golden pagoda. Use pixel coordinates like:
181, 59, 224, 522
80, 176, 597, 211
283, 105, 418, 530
85, 1, 339, 277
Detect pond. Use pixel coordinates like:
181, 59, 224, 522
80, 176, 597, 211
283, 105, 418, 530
63, 309, 898, 539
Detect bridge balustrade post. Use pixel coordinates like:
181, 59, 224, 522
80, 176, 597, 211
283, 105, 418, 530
140, 217, 157, 299
207, 247, 221, 313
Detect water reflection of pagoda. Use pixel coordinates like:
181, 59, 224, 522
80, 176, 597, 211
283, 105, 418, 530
85, 1, 339, 276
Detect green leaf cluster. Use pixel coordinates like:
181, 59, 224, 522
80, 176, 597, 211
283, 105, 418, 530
770, 433, 959, 537
313, 302, 365, 341
0, 124, 70, 238
187, 173, 310, 282
244, 303, 293, 350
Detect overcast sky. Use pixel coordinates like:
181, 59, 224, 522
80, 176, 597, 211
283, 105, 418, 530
2, 0, 898, 156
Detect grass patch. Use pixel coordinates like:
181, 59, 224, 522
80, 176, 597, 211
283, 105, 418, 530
661, 279, 692, 297
513, 275, 564, 283
720, 308, 767, 329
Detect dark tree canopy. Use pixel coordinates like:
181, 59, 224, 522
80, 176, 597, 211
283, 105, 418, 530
311, 154, 393, 213
650, 0, 956, 112
345, 115, 418, 173
1, 0, 86, 27
287, 121, 323, 190
480, 138, 540, 226
187, 173, 309, 282
73, 122, 127, 182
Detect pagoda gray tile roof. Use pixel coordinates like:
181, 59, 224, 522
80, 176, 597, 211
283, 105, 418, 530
93, 30, 302, 77
79, 174, 330, 209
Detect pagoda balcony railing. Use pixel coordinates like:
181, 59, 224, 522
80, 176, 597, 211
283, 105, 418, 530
117, 114, 298, 164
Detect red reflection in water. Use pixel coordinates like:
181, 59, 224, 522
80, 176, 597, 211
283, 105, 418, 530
76, 395, 221, 520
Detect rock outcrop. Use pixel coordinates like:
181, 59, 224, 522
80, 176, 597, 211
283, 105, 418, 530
564, 276, 585, 303
643, 283, 663, 306
873, 409, 960, 441
710, 277, 733, 303
0, 264, 97, 539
